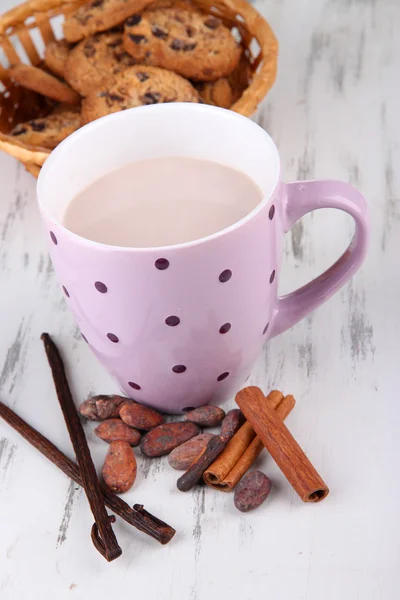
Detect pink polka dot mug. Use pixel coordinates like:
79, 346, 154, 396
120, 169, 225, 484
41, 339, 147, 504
38, 104, 369, 413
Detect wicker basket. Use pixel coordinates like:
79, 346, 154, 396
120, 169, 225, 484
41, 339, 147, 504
0, 0, 277, 176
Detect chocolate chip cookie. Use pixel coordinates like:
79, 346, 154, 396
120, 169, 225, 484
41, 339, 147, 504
44, 40, 72, 78
64, 0, 153, 43
9, 64, 80, 105
81, 64, 199, 122
10, 107, 81, 149
64, 31, 137, 96
123, 8, 241, 81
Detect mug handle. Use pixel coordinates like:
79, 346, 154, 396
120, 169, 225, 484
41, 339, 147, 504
269, 180, 369, 338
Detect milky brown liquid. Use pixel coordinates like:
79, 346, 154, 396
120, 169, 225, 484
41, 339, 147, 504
63, 157, 263, 248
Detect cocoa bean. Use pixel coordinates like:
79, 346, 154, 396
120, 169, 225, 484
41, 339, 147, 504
95, 419, 141, 446
79, 395, 131, 421
220, 409, 245, 440
168, 433, 214, 470
102, 440, 137, 493
234, 471, 272, 512
184, 405, 225, 427
120, 402, 164, 431
141, 422, 200, 457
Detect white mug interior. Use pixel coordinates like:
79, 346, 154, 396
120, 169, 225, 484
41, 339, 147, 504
37, 103, 280, 244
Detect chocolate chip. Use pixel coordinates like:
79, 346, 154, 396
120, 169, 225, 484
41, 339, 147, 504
183, 42, 197, 51
114, 51, 133, 63
126, 14, 142, 26
12, 126, 27, 136
135, 71, 149, 82
99, 91, 124, 106
129, 34, 147, 44
204, 17, 220, 29
170, 39, 197, 51
30, 121, 46, 132
141, 92, 161, 104
170, 39, 184, 50
91, 0, 104, 7
84, 44, 96, 58
186, 26, 195, 37
107, 37, 123, 48
203, 67, 214, 77
109, 93, 124, 102
152, 26, 169, 40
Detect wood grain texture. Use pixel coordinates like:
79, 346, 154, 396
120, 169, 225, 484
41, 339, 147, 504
1, 0, 400, 597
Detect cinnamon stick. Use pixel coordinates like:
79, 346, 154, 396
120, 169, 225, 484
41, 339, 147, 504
236, 387, 329, 502
0, 399, 175, 544
41, 333, 122, 561
203, 422, 256, 488
204, 392, 295, 491
215, 395, 295, 490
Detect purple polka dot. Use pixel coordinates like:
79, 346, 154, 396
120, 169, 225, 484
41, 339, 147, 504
165, 315, 180, 326
217, 372, 230, 382
155, 258, 169, 270
107, 333, 119, 343
219, 269, 232, 283
263, 323, 269, 335
95, 281, 107, 293
219, 323, 231, 334
50, 231, 58, 245
81, 333, 88, 343
269, 270, 276, 284
172, 364, 186, 373
269, 205, 275, 220
62, 285, 69, 297
128, 381, 141, 390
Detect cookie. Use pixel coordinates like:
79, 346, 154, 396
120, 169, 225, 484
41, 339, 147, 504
64, 0, 152, 43
64, 31, 137, 96
10, 107, 81, 149
123, 8, 241, 81
196, 54, 253, 107
195, 77, 233, 108
81, 64, 199, 122
44, 40, 72, 78
9, 64, 80, 105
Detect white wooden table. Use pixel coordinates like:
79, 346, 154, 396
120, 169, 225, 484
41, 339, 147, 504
1, 0, 399, 598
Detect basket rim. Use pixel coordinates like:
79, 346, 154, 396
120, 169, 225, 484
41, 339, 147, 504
0, 0, 278, 171
0, 0, 81, 35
